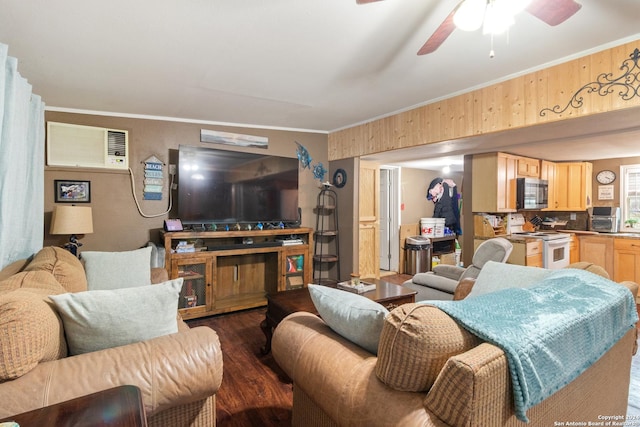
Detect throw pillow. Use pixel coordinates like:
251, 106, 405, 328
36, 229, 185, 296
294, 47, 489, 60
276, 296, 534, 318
308, 284, 388, 354
49, 278, 182, 355
0, 289, 67, 381
82, 247, 152, 290
467, 260, 551, 298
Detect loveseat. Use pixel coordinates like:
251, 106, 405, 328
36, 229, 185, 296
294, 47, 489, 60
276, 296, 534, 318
0, 246, 223, 427
272, 264, 639, 427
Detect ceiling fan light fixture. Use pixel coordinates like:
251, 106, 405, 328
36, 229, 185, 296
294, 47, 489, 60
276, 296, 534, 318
508, 0, 533, 15
483, 0, 515, 35
453, 0, 486, 32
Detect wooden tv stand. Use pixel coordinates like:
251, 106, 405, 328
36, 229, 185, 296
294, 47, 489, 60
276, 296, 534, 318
162, 227, 313, 320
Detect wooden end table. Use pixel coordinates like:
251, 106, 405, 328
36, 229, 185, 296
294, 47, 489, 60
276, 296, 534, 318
0, 385, 147, 427
260, 278, 417, 354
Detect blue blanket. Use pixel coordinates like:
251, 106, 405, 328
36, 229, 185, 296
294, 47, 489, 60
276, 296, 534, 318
426, 269, 638, 422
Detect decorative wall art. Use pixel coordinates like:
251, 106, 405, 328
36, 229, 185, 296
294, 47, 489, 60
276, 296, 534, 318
143, 155, 164, 200
597, 185, 615, 200
540, 48, 640, 116
55, 180, 91, 203
295, 141, 327, 184
201, 129, 268, 149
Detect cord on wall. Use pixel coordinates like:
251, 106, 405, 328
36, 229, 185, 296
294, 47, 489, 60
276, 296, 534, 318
128, 167, 175, 218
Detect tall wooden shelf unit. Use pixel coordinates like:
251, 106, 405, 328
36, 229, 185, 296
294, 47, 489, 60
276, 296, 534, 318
162, 227, 312, 320
313, 187, 340, 285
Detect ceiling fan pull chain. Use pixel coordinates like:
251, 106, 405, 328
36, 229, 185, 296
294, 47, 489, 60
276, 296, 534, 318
489, 33, 495, 58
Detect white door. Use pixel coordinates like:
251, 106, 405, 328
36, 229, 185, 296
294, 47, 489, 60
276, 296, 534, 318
378, 167, 400, 272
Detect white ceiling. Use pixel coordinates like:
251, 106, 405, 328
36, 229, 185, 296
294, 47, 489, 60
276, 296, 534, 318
1, 0, 639, 171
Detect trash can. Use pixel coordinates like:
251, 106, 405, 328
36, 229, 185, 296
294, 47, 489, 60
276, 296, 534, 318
404, 236, 431, 275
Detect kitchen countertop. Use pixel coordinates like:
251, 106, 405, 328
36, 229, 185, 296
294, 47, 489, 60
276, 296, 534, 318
475, 231, 640, 241
558, 230, 640, 239
475, 235, 542, 243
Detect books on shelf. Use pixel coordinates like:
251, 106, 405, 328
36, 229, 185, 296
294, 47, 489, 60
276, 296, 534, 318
337, 281, 376, 294
175, 240, 197, 253
276, 237, 304, 245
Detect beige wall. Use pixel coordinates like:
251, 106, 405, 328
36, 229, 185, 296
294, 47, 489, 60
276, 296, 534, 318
401, 168, 464, 224
44, 111, 328, 251
590, 156, 640, 208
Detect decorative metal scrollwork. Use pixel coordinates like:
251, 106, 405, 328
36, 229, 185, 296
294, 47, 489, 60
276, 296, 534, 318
540, 48, 640, 116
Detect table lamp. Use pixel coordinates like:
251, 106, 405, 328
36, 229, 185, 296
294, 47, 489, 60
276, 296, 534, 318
50, 205, 94, 258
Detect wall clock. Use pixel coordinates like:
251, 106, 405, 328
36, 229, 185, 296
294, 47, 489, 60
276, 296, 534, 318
596, 170, 616, 185
333, 168, 347, 188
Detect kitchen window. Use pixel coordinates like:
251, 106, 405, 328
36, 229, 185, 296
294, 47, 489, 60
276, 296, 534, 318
620, 164, 640, 231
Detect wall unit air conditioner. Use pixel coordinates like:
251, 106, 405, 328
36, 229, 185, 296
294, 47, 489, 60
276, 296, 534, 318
47, 122, 129, 170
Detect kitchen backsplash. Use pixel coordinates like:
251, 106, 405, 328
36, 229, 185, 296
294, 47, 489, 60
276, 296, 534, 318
524, 211, 590, 231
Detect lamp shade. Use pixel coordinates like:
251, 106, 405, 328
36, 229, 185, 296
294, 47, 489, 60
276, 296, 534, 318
50, 205, 94, 235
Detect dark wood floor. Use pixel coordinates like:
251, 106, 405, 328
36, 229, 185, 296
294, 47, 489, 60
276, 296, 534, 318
185, 274, 411, 426
188, 308, 293, 427
187, 273, 640, 425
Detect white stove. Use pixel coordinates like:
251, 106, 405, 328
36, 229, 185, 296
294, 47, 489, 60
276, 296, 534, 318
508, 214, 570, 269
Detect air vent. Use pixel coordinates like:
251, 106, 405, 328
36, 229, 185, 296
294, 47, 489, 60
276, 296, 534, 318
107, 131, 127, 157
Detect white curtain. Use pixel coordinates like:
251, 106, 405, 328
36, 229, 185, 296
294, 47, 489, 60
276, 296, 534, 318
0, 43, 45, 270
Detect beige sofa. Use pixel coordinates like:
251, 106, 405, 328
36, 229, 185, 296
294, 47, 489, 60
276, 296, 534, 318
0, 247, 223, 427
272, 275, 638, 427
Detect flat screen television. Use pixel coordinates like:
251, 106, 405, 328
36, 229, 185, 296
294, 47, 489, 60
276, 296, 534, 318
177, 145, 299, 226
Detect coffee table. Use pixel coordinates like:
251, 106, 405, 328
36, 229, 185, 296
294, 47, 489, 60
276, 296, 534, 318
260, 278, 416, 354
0, 385, 147, 427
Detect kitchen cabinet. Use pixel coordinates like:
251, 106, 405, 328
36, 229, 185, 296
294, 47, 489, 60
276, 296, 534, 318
540, 160, 556, 212
506, 239, 542, 267
553, 162, 593, 211
474, 238, 541, 267
579, 235, 613, 278
525, 239, 543, 267
517, 157, 540, 178
568, 233, 580, 264
472, 152, 518, 213
613, 238, 640, 283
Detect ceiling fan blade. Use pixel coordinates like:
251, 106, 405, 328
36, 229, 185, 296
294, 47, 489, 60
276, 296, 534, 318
417, 9, 457, 55
526, 0, 582, 26
356, 0, 385, 4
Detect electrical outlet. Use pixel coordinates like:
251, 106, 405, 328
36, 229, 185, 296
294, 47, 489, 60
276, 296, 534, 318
570, 213, 576, 220
169, 164, 177, 175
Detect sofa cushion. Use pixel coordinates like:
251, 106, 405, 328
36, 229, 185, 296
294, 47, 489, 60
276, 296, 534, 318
82, 247, 152, 290
0, 288, 68, 381
0, 270, 67, 294
467, 261, 551, 298
23, 246, 87, 293
375, 303, 481, 391
50, 278, 183, 355
308, 284, 388, 354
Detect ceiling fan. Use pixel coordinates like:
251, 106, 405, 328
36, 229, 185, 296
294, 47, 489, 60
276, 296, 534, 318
356, 0, 582, 55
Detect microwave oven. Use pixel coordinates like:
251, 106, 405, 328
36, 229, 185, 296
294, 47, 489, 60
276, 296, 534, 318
516, 178, 548, 210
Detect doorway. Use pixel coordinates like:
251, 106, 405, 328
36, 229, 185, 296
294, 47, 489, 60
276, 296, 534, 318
379, 167, 400, 272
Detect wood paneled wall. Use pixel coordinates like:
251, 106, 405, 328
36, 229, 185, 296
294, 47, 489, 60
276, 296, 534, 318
328, 40, 640, 160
